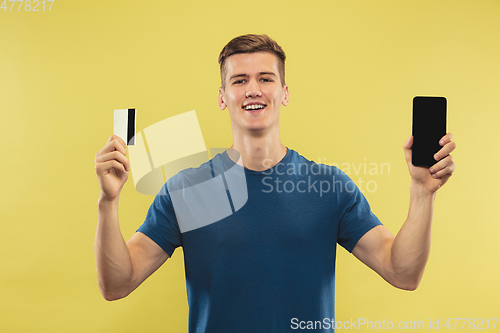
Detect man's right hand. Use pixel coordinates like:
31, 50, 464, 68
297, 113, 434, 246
95, 135, 131, 201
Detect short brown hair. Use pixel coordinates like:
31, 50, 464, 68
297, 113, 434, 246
218, 34, 286, 88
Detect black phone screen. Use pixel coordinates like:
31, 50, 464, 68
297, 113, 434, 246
412, 96, 447, 168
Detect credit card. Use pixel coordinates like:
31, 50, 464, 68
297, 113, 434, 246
113, 108, 136, 145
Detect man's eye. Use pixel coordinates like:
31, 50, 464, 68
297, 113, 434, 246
233, 80, 245, 84
261, 78, 272, 82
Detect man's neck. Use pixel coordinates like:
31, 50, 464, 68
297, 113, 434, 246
228, 129, 287, 172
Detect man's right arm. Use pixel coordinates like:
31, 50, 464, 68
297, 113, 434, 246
94, 135, 169, 301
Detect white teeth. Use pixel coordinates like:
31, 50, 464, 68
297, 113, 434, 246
244, 104, 265, 110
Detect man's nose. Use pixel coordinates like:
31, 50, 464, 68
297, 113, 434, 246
245, 79, 262, 97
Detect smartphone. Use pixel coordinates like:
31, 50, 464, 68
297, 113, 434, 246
412, 96, 447, 167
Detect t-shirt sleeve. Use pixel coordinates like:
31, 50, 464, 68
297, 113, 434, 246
137, 183, 181, 257
335, 169, 383, 253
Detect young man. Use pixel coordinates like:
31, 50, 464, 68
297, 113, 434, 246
94, 34, 456, 332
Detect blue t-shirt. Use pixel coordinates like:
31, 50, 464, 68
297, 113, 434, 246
137, 148, 382, 333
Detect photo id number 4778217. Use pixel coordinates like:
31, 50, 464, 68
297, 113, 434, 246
443, 318, 498, 330
1, 0, 54, 12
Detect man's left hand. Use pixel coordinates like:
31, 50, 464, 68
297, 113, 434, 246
403, 133, 456, 194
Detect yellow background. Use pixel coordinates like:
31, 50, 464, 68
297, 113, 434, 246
1, 0, 499, 332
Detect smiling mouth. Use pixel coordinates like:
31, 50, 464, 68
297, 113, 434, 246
243, 104, 267, 111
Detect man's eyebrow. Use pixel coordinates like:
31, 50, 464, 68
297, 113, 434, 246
229, 72, 277, 81
229, 74, 248, 81
259, 72, 277, 76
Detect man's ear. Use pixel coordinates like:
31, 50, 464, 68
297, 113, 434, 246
218, 87, 226, 110
282, 84, 289, 106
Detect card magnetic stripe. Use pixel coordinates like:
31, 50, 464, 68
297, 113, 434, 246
127, 109, 136, 145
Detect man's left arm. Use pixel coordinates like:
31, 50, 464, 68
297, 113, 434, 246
352, 133, 456, 290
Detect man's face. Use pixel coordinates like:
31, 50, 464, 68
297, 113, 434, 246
218, 52, 289, 134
